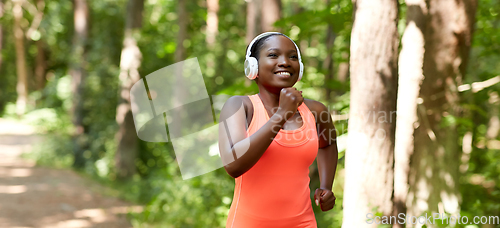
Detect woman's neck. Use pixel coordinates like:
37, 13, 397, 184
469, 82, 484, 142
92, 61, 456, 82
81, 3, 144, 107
257, 86, 281, 109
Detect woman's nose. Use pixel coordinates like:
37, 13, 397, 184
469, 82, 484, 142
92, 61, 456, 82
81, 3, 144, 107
278, 56, 290, 67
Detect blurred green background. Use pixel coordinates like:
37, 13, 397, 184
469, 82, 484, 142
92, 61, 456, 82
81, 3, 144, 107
0, 0, 498, 227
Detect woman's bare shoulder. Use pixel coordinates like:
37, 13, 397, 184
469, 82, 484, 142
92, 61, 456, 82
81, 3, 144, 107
219, 95, 253, 123
222, 96, 252, 111
303, 98, 328, 113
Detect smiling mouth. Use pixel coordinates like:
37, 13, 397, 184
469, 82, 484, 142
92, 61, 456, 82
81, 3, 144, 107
275, 71, 292, 78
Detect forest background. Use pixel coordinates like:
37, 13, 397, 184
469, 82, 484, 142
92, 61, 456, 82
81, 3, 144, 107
0, 0, 499, 227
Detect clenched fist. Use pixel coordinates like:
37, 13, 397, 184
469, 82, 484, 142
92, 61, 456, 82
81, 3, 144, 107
278, 87, 303, 121
314, 188, 336, 211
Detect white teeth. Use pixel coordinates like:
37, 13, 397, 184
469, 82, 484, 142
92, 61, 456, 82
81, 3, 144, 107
276, 72, 291, 76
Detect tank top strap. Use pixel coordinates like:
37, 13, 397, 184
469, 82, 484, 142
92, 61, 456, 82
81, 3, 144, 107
297, 102, 317, 130
247, 94, 265, 134
247, 94, 264, 114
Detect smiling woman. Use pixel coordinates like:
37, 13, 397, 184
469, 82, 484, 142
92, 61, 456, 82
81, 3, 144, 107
218, 32, 339, 228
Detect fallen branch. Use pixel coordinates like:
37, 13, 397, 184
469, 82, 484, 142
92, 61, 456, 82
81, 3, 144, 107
458, 75, 500, 93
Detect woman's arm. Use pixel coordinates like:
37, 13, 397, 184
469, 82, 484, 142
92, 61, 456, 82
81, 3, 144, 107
307, 100, 339, 211
318, 144, 338, 190
218, 89, 303, 178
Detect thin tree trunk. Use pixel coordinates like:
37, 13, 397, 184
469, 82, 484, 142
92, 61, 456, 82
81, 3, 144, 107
337, 55, 349, 83
206, 0, 218, 47
70, 0, 89, 168
342, 0, 399, 227
168, 0, 189, 144
323, 1, 336, 102
216, 35, 228, 86
486, 107, 500, 140
261, 0, 280, 32
13, 1, 28, 116
393, 1, 428, 226
175, 0, 187, 62
292, 1, 304, 14
35, 40, 46, 91
334, 0, 350, 84
245, 0, 262, 44
407, 0, 477, 222
205, 0, 218, 93
115, 0, 144, 180
0, 0, 3, 73
34, 0, 46, 91
244, 0, 262, 87
244, 0, 279, 86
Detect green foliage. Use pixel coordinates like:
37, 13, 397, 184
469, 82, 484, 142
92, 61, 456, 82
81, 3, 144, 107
22, 132, 73, 168
2, 0, 499, 227
130, 168, 234, 228
459, 0, 500, 222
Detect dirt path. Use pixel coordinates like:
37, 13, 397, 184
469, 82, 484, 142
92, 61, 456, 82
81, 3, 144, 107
0, 118, 141, 228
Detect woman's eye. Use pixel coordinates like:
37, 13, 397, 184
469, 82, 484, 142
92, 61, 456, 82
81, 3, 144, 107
268, 53, 277, 57
291, 55, 298, 59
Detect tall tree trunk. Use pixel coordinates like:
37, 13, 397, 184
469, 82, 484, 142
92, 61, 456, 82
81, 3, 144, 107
342, 0, 399, 227
168, 0, 189, 143
323, 0, 336, 102
393, 0, 428, 226
244, 0, 279, 86
206, 0, 218, 47
70, 0, 89, 168
115, 0, 144, 180
245, 0, 262, 43
175, 0, 187, 62
261, 0, 281, 32
407, 0, 477, 222
35, 40, 46, 91
0, 0, 3, 73
486, 96, 500, 140
337, 52, 349, 83
244, 0, 261, 87
205, 0, 218, 91
34, 0, 46, 91
13, 1, 28, 116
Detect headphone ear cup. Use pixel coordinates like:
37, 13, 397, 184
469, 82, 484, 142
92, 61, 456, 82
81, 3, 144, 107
245, 57, 259, 80
298, 61, 304, 81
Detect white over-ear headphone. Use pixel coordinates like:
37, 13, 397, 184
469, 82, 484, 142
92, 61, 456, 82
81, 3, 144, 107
244, 32, 304, 81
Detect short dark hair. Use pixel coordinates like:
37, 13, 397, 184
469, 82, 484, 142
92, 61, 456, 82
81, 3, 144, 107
247, 33, 285, 61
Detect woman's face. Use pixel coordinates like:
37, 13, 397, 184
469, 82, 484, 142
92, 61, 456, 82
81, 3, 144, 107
256, 35, 300, 89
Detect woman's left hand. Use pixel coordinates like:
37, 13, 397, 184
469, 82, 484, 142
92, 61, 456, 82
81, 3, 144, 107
314, 188, 336, 211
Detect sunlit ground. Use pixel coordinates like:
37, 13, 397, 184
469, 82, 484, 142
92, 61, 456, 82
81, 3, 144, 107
0, 118, 142, 228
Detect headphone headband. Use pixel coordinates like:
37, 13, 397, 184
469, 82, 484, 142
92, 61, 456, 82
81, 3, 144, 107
245, 32, 302, 62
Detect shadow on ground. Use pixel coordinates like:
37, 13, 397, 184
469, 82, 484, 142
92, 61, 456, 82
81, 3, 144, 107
0, 118, 141, 228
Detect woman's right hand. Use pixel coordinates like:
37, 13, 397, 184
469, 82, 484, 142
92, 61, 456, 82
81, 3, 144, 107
278, 87, 303, 121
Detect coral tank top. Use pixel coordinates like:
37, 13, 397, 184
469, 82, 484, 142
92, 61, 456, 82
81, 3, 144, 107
226, 94, 318, 228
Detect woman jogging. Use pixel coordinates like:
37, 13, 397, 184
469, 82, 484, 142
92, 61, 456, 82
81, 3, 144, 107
218, 32, 339, 228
